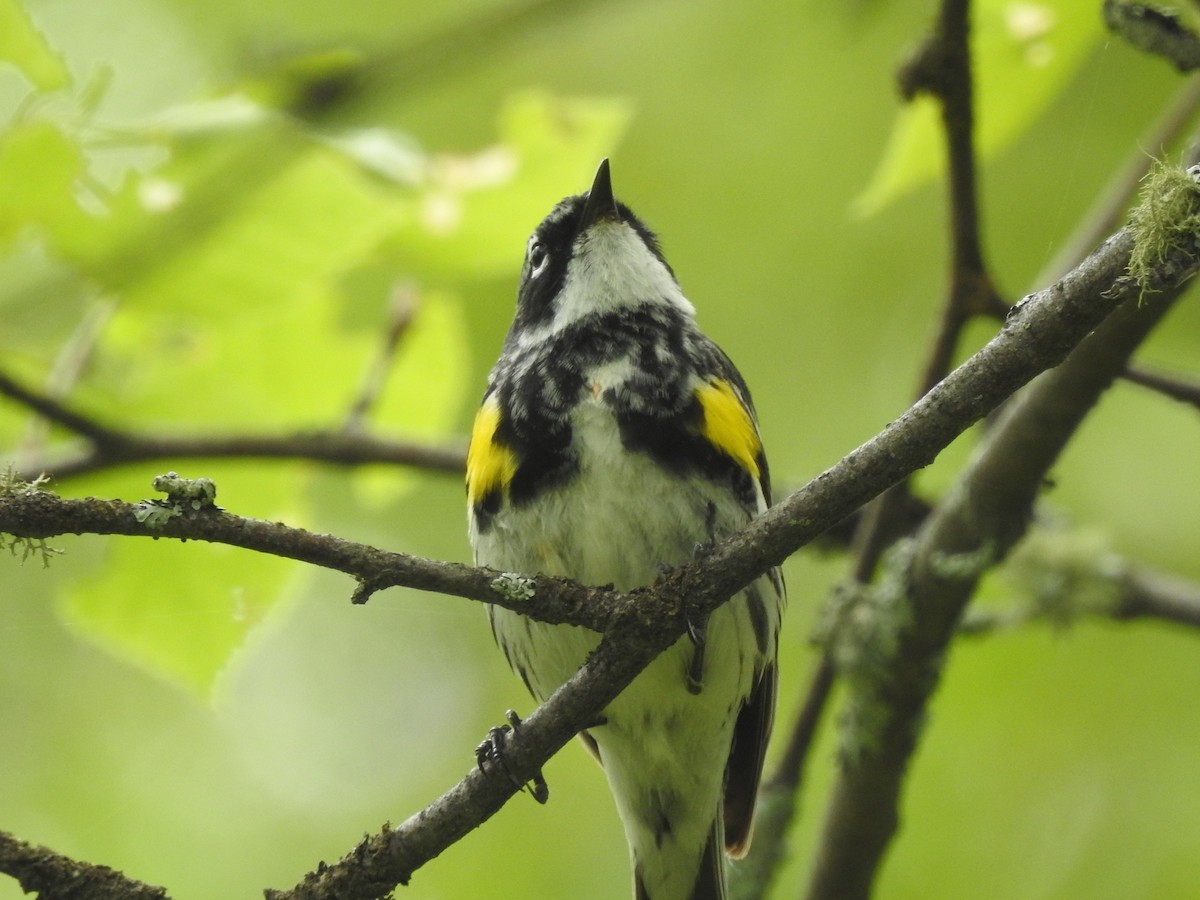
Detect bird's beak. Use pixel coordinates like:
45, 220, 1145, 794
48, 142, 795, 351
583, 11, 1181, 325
578, 158, 619, 231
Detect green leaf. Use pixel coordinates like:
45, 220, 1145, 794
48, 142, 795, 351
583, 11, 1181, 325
61, 505, 297, 698
319, 126, 424, 184
0, 0, 71, 92
89, 132, 408, 312
0, 121, 89, 244
58, 117, 430, 425
388, 89, 633, 281
39, 113, 472, 695
855, 0, 1103, 215
142, 93, 275, 137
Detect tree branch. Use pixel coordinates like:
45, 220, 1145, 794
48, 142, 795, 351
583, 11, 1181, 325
0, 368, 466, 480
0, 830, 169, 900
960, 560, 1200, 635
2, 203, 1193, 898
0, 485, 611, 630
803, 170, 1200, 899
1116, 564, 1200, 628
1105, 0, 1200, 72
1, 220, 1176, 639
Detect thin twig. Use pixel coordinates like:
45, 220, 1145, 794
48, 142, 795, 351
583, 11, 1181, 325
0, 367, 467, 479
1122, 363, 1200, 411
0, 369, 124, 444
344, 283, 419, 432
19, 297, 117, 458
899, 0, 1007, 335
0, 489, 603, 626
960, 563, 1200, 635
1116, 564, 1200, 627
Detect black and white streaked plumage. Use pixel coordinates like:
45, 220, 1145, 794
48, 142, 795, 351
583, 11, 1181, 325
467, 160, 782, 900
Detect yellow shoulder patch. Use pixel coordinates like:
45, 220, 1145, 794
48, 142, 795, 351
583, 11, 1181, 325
466, 398, 518, 507
695, 379, 762, 481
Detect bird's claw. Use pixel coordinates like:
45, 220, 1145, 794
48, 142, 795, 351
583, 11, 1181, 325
475, 709, 549, 804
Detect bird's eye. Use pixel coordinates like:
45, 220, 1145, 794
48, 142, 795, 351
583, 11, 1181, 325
527, 239, 549, 278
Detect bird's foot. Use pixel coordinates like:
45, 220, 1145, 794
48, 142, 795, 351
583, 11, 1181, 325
475, 709, 549, 804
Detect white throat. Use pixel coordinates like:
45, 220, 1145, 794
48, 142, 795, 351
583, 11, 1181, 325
551, 221, 695, 330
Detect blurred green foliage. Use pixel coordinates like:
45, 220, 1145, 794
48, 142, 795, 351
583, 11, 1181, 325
2, 1, 1199, 898
856, 0, 1104, 214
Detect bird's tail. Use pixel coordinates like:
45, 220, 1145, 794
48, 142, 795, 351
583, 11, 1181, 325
633, 818, 726, 900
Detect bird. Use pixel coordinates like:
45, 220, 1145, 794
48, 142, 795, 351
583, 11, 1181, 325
467, 159, 782, 900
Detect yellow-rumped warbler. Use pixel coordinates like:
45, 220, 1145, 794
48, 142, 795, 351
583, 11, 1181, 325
467, 160, 782, 900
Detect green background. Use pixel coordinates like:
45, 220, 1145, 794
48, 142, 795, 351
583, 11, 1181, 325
2, 1, 1199, 898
